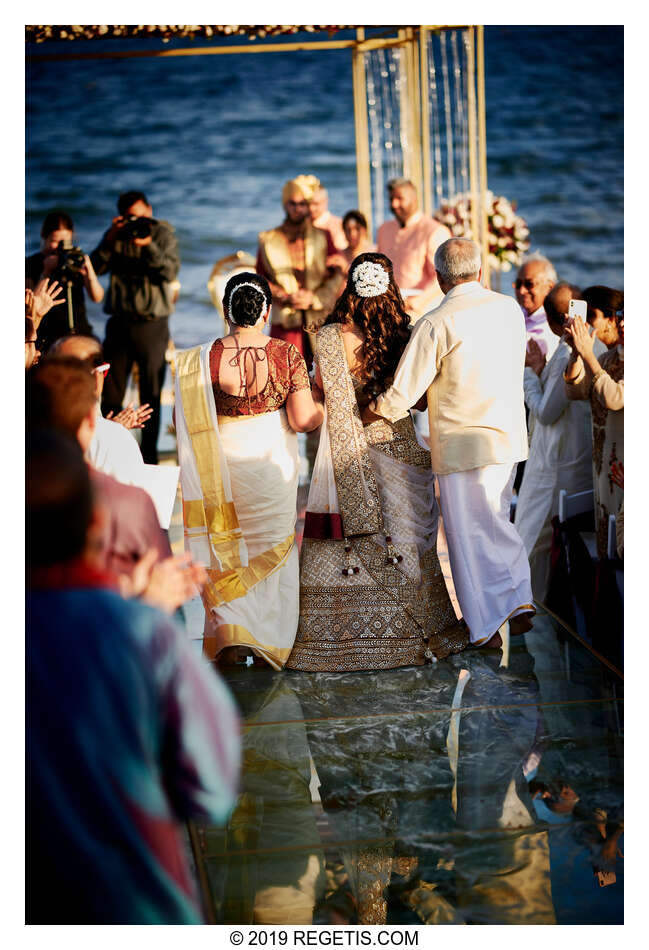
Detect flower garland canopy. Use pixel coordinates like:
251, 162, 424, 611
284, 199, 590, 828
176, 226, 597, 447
434, 191, 530, 272
25, 25, 371, 43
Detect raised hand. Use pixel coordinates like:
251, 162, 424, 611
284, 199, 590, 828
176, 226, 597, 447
525, 339, 546, 376
31, 277, 65, 327
564, 316, 595, 360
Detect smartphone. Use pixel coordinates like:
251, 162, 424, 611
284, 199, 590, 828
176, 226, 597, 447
568, 299, 587, 322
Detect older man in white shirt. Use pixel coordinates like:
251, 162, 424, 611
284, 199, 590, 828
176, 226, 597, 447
514, 253, 558, 360
515, 283, 602, 602
367, 238, 534, 652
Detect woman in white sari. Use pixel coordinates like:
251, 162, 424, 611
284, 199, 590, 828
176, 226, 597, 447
174, 272, 323, 669
287, 253, 468, 672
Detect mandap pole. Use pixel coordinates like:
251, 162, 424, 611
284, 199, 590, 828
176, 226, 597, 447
352, 28, 373, 237
419, 26, 432, 218
476, 25, 490, 288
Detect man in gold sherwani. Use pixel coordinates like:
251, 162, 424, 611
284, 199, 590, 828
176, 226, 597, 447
256, 175, 342, 364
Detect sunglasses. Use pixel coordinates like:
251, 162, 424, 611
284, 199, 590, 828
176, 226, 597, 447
513, 278, 541, 290
92, 362, 110, 377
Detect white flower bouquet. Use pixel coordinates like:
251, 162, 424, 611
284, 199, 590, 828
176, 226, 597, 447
433, 191, 530, 272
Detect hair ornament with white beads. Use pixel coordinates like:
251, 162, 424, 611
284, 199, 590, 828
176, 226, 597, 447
351, 261, 390, 298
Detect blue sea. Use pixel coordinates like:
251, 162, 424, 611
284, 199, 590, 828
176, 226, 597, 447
25, 25, 623, 349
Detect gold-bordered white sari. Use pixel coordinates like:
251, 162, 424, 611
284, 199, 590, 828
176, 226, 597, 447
175, 340, 299, 669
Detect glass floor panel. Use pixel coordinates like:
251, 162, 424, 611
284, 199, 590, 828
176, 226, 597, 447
190, 609, 623, 925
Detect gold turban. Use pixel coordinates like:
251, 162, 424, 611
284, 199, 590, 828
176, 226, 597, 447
281, 174, 321, 204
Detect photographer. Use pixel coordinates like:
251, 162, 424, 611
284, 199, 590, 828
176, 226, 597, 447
90, 190, 180, 464
25, 211, 104, 352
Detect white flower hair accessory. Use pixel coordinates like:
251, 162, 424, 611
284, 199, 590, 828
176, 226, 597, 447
228, 281, 267, 318
352, 261, 390, 298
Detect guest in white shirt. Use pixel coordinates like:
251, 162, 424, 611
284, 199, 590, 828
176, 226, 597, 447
515, 283, 594, 602
514, 253, 558, 360
366, 238, 534, 655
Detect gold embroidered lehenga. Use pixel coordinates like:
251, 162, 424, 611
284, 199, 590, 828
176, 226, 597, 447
286, 325, 468, 672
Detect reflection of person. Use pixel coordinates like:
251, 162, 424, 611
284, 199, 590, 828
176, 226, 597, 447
210, 675, 326, 924
256, 175, 343, 361
91, 190, 181, 464
309, 184, 347, 250
368, 239, 534, 652
26, 210, 103, 351
515, 283, 594, 602
175, 272, 323, 670
564, 286, 624, 558
26, 429, 240, 924
513, 253, 558, 359
377, 178, 450, 321
287, 253, 468, 673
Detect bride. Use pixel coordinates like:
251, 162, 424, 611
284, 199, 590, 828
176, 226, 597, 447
287, 253, 467, 672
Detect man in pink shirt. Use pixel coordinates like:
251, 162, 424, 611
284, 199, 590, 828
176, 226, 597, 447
377, 178, 451, 321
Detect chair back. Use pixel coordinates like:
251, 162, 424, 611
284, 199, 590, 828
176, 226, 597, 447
558, 488, 594, 524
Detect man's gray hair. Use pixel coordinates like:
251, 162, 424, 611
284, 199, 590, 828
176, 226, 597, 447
387, 177, 416, 194
519, 252, 557, 284
434, 238, 482, 285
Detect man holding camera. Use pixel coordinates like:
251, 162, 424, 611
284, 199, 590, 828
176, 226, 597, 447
26, 210, 104, 352
91, 191, 180, 464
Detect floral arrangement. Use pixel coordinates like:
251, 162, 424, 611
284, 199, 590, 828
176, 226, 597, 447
434, 191, 530, 272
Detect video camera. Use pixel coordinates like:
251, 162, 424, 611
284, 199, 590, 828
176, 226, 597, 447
57, 239, 86, 282
121, 215, 156, 241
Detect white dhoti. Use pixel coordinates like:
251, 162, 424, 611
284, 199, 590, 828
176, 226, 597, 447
437, 463, 535, 644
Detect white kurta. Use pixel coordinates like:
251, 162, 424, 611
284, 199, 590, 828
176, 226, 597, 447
373, 281, 533, 643
438, 463, 534, 644
515, 340, 593, 601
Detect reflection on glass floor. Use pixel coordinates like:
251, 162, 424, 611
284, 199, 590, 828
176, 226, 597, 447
189, 609, 623, 925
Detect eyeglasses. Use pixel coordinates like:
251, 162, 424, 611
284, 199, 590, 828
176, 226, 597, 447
286, 200, 308, 207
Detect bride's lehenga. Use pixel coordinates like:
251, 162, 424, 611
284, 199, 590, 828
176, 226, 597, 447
287, 325, 468, 672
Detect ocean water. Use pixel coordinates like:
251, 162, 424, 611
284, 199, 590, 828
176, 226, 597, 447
25, 25, 623, 349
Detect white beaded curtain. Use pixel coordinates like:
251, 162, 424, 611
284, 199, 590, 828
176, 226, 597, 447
427, 28, 472, 231
362, 29, 473, 239
364, 45, 408, 231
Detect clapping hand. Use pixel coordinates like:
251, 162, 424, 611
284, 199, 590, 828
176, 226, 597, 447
610, 460, 624, 490
119, 548, 208, 614
106, 402, 154, 430
525, 339, 546, 376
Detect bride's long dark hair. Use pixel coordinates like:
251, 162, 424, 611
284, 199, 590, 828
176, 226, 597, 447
325, 252, 411, 406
